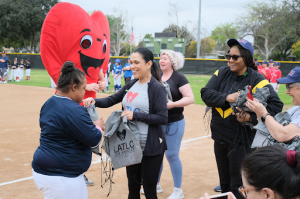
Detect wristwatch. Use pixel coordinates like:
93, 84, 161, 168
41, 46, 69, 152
261, 113, 271, 123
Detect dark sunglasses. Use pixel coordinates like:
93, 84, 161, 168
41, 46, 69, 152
226, 54, 244, 61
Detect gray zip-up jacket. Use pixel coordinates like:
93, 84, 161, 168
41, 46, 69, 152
95, 77, 168, 156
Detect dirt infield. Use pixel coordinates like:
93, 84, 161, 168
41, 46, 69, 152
0, 84, 219, 199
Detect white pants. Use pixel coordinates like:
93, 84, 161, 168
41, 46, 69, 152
270, 82, 279, 93
32, 170, 88, 199
50, 77, 56, 88
115, 75, 121, 86
20, 68, 24, 80
26, 69, 31, 76
16, 68, 20, 81
105, 73, 108, 87
10, 69, 17, 81
7, 68, 9, 79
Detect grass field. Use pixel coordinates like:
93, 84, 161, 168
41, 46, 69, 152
6, 69, 293, 106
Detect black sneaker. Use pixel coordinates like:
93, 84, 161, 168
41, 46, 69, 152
84, 174, 94, 186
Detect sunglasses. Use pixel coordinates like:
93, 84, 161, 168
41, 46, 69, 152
238, 185, 256, 199
226, 54, 244, 61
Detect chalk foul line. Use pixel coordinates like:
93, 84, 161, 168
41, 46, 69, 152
0, 135, 211, 187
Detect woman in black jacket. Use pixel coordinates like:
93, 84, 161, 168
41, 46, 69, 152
83, 47, 168, 199
200, 39, 283, 199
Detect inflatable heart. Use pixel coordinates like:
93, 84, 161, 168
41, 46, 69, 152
40, 2, 110, 99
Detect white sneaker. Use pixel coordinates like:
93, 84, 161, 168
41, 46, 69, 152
3, 81, 7, 83
167, 188, 184, 199
140, 184, 163, 194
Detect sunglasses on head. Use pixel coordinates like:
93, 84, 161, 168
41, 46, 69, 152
226, 54, 244, 61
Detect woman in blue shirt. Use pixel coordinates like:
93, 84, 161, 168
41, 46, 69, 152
32, 61, 103, 199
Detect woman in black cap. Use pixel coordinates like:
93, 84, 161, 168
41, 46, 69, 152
201, 38, 283, 199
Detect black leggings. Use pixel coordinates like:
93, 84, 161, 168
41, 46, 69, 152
126, 153, 164, 199
214, 141, 252, 199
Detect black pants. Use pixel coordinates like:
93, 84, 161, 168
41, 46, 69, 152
214, 141, 252, 199
126, 153, 164, 199
125, 77, 131, 84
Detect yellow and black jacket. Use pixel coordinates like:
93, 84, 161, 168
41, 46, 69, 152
201, 66, 283, 146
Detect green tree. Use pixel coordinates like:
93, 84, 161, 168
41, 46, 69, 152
188, 40, 197, 57
238, 1, 296, 60
200, 37, 216, 57
120, 42, 137, 56
291, 41, 300, 58
162, 24, 195, 47
211, 23, 239, 52
0, 0, 59, 53
144, 34, 153, 38
106, 9, 130, 56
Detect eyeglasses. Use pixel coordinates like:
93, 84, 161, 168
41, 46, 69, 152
286, 83, 300, 91
226, 54, 244, 61
238, 186, 256, 199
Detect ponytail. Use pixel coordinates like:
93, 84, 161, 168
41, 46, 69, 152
134, 47, 162, 84
151, 60, 162, 84
57, 61, 85, 93
241, 145, 300, 198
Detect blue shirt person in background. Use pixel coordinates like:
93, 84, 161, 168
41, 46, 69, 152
112, 59, 123, 92
32, 61, 103, 199
123, 57, 133, 84
0, 51, 8, 83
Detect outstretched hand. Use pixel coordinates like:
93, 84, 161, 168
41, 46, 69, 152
83, 97, 95, 108
246, 98, 268, 121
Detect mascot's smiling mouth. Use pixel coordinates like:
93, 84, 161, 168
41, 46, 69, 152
79, 50, 104, 77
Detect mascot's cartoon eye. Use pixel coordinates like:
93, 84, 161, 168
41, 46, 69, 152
102, 40, 107, 53
81, 35, 93, 49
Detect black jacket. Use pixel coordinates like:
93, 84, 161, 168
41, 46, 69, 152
95, 76, 168, 156
201, 66, 283, 146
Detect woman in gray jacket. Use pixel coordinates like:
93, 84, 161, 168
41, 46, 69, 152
83, 47, 168, 199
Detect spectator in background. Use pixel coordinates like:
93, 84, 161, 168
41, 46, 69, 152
19, 59, 25, 80
254, 58, 262, 70
123, 57, 133, 84
7, 59, 11, 82
104, 59, 111, 92
269, 62, 282, 93
269, 59, 274, 71
112, 59, 122, 92
11, 58, 18, 82
259, 61, 271, 81
200, 145, 300, 199
0, 51, 8, 83
25, 59, 31, 81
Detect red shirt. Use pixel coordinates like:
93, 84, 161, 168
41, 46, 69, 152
270, 69, 282, 83
258, 64, 262, 70
259, 68, 271, 80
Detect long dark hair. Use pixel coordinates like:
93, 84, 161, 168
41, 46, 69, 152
242, 145, 300, 198
133, 47, 162, 84
57, 61, 85, 93
232, 44, 257, 70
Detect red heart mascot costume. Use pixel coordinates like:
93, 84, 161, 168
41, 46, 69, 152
41, 2, 110, 100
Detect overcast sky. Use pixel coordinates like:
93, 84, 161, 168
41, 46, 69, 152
61, 0, 269, 44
